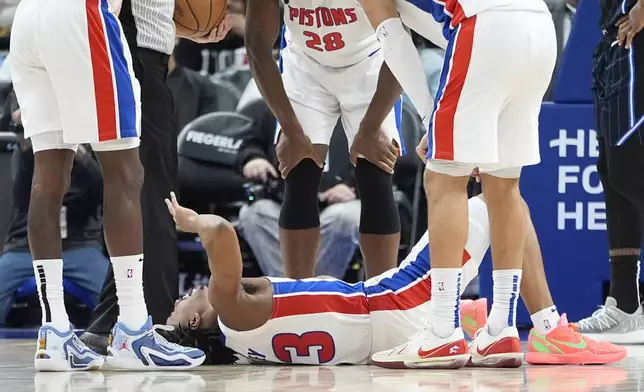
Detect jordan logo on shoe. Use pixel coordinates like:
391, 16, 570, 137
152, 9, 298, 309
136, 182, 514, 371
119, 338, 130, 351
449, 345, 459, 354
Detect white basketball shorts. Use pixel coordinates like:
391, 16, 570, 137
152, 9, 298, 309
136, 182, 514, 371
278, 41, 402, 151
10, 0, 141, 152
426, 10, 557, 173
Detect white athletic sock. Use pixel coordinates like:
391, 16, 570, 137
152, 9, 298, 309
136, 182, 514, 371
112, 254, 148, 331
488, 269, 523, 335
376, 18, 433, 124
531, 306, 560, 335
32, 259, 70, 331
429, 268, 463, 338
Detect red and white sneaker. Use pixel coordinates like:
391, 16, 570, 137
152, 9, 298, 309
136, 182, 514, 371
371, 327, 469, 369
468, 326, 523, 368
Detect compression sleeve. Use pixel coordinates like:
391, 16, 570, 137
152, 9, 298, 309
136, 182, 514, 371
376, 17, 433, 126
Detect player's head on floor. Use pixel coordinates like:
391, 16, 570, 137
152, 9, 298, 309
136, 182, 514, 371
163, 286, 238, 365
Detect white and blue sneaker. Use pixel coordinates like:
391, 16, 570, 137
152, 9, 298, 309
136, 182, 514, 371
34, 325, 104, 371
105, 317, 205, 370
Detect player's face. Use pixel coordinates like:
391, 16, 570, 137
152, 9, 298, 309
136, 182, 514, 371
166, 286, 211, 328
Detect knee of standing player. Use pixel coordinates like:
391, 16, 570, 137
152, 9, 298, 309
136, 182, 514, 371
355, 159, 400, 235
279, 159, 323, 230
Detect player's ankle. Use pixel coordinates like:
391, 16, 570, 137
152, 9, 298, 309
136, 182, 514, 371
488, 269, 522, 335
429, 268, 463, 338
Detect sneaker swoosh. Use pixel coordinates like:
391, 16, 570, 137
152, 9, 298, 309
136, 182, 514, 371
417, 341, 455, 358
476, 342, 497, 356
549, 337, 587, 350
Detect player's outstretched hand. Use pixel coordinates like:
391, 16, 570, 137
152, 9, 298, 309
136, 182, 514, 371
165, 191, 199, 233
415, 133, 428, 164
617, 2, 644, 49
275, 131, 324, 178
350, 128, 400, 174
189, 13, 232, 44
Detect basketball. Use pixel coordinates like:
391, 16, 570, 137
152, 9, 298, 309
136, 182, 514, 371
174, 0, 227, 38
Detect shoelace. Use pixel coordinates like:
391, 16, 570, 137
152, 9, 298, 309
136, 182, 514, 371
150, 324, 185, 350
577, 307, 616, 331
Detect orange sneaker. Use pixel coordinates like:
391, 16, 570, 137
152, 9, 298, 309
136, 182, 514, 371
460, 298, 488, 339
526, 313, 627, 365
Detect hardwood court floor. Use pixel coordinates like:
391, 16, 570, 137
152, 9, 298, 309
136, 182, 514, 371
2, 339, 644, 392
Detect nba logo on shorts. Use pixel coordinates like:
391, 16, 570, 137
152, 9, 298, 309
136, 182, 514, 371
438, 281, 444, 291
126, 268, 134, 278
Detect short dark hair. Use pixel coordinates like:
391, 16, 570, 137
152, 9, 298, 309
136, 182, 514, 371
158, 323, 239, 365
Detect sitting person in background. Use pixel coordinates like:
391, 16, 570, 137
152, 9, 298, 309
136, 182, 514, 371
236, 99, 360, 279
0, 109, 108, 326
167, 45, 227, 133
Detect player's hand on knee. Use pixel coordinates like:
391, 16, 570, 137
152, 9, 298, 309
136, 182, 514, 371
165, 191, 199, 233
275, 132, 323, 178
189, 13, 232, 43
350, 128, 399, 173
415, 133, 428, 164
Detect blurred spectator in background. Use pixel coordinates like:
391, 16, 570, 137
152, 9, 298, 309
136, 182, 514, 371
235, 99, 360, 278
0, 109, 108, 326
412, 32, 444, 100
167, 47, 224, 132
174, 0, 247, 74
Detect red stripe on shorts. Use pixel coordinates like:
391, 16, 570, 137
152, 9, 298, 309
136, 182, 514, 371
433, 17, 476, 161
369, 249, 473, 312
445, 0, 467, 29
86, 0, 118, 142
271, 293, 370, 319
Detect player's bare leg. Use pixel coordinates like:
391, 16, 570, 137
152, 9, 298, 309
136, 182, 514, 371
29, 148, 105, 371
397, 168, 471, 368
466, 173, 525, 367
94, 150, 145, 258
29, 150, 75, 261
279, 144, 328, 278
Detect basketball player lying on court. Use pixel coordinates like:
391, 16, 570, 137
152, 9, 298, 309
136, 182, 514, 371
162, 192, 625, 366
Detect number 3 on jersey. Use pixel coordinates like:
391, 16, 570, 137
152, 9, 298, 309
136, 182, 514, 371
272, 331, 336, 364
304, 31, 345, 52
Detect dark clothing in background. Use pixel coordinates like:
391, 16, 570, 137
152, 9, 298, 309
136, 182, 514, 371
600, 0, 636, 31
593, 33, 644, 145
3, 146, 104, 253
173, 36, 246, 74
235, 99, 356, 192
167, 66, 221, 132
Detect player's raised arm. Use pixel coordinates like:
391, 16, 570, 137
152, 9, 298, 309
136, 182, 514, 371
245, 0, 298, 134
164, 192, 242, 299
360, 0, 433, 124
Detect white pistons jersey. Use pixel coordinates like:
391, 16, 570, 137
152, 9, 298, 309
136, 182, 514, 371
281, 0, 381, 68
219, 197, 492, 365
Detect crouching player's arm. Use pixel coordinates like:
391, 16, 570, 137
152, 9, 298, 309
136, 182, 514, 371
165, 192, 272, 331
360, 0, 433, 124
